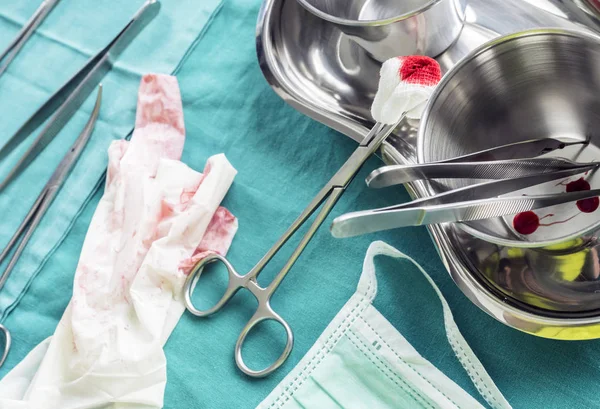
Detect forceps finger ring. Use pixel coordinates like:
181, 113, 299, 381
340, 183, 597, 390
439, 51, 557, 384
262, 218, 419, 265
183, 253, 245, 317
183, 253, 294, 377
235, 308, 293, 378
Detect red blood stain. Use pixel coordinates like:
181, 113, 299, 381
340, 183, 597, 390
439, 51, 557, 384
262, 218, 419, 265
566, 178, 590, 192
565, 178, 599, 213
180, 188, 196, 206
398, 56, 441, 86
513, 211, 540, 235
159, 199, 175, 220
540, 213, 578, 227
578, 197, 599, 213
515, 177, 599, 234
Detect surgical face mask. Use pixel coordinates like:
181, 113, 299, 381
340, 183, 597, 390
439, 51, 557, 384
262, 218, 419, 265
257, 241, 511, 409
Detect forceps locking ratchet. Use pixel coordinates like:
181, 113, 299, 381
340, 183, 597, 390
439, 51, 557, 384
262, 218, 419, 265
0, 86, 102, 368
0, 0, 60, 78
183, 120, 399, 378
0, 0, 160, 193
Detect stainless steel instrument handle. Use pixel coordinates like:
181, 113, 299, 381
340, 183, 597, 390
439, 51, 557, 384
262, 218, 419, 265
389, 166, 597, 210
366, 158, 597, 188
234, 306, 294, 378
437, 136, 590, 163
183, 253, 294, 378
0, 0, 60, 77
0, 86, 101, 293
183, 119, 398, 378
183, 254, 245, 317
331, 189, 600, 238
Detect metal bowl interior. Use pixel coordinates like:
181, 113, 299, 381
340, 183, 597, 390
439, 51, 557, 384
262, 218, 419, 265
419, 29, 600, 248
296, 0, 438, 25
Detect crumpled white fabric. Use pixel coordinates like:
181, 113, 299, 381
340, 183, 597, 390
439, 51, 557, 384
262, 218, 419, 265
0, 74, 238, 409
371, 56, 441, 124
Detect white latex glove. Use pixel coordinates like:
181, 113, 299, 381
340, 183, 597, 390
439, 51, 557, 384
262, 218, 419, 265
0, 74, 238, 409
371, 55, 442, 124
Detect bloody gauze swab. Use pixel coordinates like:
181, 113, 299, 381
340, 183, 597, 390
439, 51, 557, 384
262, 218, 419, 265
371, 55, 442, 125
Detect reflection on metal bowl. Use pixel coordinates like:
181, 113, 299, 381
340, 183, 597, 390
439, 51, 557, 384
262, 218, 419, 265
453, 226, 600, 316
295, 0, 467, 61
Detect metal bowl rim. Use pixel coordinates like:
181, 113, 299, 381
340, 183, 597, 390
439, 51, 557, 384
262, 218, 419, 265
418, 27, 600, 248
295, 0, 443, 26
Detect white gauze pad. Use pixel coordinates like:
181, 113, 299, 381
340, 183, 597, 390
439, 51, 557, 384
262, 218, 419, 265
371, 55, 442, 124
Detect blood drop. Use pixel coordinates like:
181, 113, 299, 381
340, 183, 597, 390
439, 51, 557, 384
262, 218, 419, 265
566, 178, 590, 192
565, 178, 599, 213
577, 197, 599, 213
513, 211, 540, 235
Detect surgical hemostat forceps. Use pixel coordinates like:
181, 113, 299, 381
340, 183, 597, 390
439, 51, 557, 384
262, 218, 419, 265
0, 0, 160, 192
0, 0, 60, 78
183, 120, 400, 378
0, 86, 102, 369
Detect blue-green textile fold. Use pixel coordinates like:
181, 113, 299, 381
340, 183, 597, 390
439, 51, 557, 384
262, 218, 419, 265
0, 0, 222, 320
2, 1, 600, 409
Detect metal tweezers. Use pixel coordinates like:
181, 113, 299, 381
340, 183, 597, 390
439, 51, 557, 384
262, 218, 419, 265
331, 166, 599, 237
331, 136, 595, 237
0, 86, 102, 368
0, 0, 60, 78
0, 0, 160, 193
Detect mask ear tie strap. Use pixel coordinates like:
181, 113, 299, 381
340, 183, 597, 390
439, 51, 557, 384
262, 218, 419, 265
365, 241, 512, 409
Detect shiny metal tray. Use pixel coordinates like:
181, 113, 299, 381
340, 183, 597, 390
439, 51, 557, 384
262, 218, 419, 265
256, 0, 600, 338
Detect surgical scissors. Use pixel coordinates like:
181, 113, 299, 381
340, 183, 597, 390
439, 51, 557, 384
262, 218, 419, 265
0, 0, 60, 78
0, 86, 102, 368
0, 0, 160, 192
183, 120, 399, 377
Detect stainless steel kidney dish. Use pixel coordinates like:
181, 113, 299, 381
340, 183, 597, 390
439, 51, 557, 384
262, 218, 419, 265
257, 0, 600, 339
419, 29, 600, 248
295, 0, 467, 61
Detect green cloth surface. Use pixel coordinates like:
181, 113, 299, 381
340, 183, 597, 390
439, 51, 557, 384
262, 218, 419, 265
2, 0, 600, 408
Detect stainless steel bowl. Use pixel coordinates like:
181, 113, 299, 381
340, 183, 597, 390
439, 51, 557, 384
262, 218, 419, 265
419, 28, 600, 248
295, 0, 467, 61
259, 0, 600, 341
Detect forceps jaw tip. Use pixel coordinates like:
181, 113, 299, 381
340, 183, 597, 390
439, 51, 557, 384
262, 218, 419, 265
365, 166, 391, 188
329, 214, 357, 238
139, 0, 162, 16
